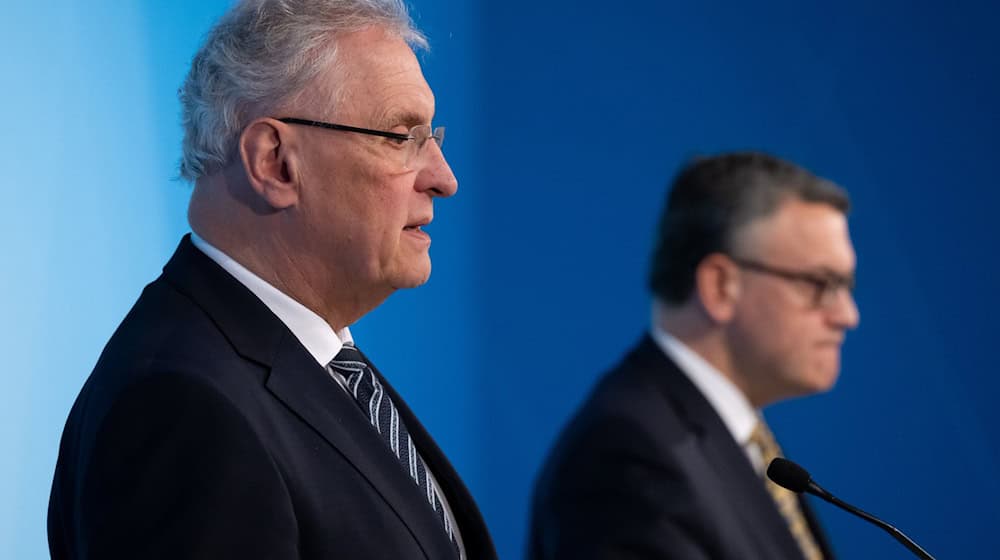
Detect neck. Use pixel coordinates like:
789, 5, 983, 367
189, 174, 390, 332
653, 298, 758, 405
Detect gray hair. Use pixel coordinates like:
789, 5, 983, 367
179, 0, 428, 181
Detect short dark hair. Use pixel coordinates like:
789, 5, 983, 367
649, 151, 850, 304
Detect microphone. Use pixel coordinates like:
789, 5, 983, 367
766, 458, 936, 560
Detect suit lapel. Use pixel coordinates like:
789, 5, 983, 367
161, 235, 465, 560
265, 340, 458, 560
630, 336, 806, 559
361, 353, 497, 560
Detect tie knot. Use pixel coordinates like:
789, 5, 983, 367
329, 343, 366, 373
749, 420, 783, 465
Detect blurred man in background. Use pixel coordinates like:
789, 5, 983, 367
48, 1, 495, 558
529, 151, 859, 559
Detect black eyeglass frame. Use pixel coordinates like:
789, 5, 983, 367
728, 256, 856, 308
277, 117, 414, 141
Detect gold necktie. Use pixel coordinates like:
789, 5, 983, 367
749, 421, 824, 560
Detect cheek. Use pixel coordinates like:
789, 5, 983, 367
771, 316, 821, 362
368, 185, 416, 256
758, 323, 802, 368
740, 296, 789, 342
339, 172, 401, 223
740, 303, 808, 363
312, 192, 387, 267
784, 319, 842, 387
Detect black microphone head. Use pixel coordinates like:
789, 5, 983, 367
767, 457, 811, 493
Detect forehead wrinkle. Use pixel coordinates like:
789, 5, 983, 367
368, 72, 435, 128
340, 68, 435, 130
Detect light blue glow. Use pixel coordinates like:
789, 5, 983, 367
0, 3, 229, 557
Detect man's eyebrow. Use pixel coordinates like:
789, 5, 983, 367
815, 266, 856, 282
375, 109, 429, 129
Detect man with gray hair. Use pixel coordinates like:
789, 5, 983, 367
47, 1, 496, 558
529, 152, 859, 559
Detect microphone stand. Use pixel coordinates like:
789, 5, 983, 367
804, 480, 936, 560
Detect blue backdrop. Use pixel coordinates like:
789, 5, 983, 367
1, 1, 996, 558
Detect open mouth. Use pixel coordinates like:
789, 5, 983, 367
402, 223, 430, 242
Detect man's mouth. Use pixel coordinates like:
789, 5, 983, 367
404, 217, 431, 232
403, 220, 431, 242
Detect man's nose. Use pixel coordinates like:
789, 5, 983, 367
414, 139, 458, 197
827, 288, 860, 330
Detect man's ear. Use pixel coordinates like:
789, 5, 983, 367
694, 253, 741, 324
239, 118, 300, 209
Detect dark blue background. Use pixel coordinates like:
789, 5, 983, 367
391, 1, 999, 557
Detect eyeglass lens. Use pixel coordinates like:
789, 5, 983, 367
403, 126, 445, 168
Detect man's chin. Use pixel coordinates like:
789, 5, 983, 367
804, 369, 840, 394
390, 263, 432, 290
778, 367, 839, 401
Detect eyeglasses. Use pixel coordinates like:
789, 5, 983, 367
277, 117, 445, 170
729, 256, 855, 309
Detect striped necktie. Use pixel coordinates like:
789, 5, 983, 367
749, 421, 824, 560
329, 343, 462, 559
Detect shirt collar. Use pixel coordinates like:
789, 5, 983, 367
190, 232, 351, 366
650, 300, 759, 446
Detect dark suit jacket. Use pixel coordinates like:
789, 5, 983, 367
528, 335, 833, 560
48, 235, 496, 560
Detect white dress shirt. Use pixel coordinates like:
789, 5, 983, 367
651, 301, 768, 475
190, 233, 465, 558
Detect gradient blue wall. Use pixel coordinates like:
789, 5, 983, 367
1, 2, 233, 557
479, 1, 1000, 558
1, 1, 996, 559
